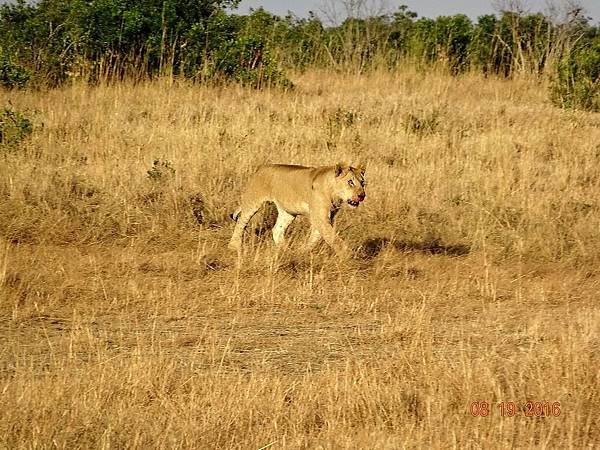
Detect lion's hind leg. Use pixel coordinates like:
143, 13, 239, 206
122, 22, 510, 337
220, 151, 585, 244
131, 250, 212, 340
228, 200, 264, 252
272, 205, 295, 246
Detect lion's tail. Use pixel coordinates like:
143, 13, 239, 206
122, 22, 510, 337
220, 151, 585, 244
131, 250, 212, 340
230, 209, 241, 222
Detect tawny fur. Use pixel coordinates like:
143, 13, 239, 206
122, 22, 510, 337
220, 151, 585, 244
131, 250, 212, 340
228, 163, 366, 255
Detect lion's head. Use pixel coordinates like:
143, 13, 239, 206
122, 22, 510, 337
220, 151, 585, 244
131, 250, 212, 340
334, 162, 366, 208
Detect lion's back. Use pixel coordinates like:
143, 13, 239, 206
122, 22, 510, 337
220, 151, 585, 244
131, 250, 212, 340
242, 164, 317, 212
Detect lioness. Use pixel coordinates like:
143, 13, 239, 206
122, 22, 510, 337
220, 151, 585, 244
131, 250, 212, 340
228, 163, 366, 255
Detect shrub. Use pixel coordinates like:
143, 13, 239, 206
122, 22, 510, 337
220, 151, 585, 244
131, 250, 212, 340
211, 36, 293, 89
551, 37, 600, 112
0, 54, 31, 89
0, 107, 33, 146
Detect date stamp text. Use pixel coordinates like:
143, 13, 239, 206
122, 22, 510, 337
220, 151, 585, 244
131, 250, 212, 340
469, 401, 561, 417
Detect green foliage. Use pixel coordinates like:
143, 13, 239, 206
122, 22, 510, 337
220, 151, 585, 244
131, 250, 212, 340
1, 0, 599, 100
551, 36, 600, 112
0, 51, 31, 88
406, 15, 473, 73
469, 15, 498, 74
389, 5, 418, 51
439, 14, 473, 73
0, 0, 248, 84
211, 35, 292, 88
273, 13, 326, 69
0, 107, 33, 147
0, 0, 294, 88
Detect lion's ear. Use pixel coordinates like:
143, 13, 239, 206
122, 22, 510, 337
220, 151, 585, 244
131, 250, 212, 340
335, 162, 348, 177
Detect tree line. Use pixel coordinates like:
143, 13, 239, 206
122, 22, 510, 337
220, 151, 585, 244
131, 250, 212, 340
0, 0, 598, 110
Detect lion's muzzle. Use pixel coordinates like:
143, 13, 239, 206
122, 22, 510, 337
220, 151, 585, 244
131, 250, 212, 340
347, 192, 366, 208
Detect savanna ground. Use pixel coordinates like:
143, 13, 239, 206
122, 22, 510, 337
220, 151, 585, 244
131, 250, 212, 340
0, 69, 599, 448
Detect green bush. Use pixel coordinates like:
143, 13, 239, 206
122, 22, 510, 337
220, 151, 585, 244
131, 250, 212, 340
1, 1, 600, 85
0, 107, 33, 147
0, 54, 31, 89
211, 35, 292, 88
0, 0, 240, 84
551, 37, 600, 112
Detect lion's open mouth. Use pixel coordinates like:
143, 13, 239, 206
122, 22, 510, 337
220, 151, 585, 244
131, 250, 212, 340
347, 199, 360, 207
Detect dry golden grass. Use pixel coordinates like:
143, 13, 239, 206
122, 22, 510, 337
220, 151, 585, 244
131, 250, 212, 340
1, 69, 599, 448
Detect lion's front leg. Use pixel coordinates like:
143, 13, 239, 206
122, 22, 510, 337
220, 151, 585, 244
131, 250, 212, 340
308, 205, 349, 256
305, 227, 322, 251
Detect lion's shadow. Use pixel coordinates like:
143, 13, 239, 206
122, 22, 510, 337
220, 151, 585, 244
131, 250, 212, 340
357, 237, 470, 259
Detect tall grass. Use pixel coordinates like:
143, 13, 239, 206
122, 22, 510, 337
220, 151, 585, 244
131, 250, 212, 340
0, 69, 599, 448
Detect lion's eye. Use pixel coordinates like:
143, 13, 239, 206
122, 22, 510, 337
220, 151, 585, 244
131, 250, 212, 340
348, 179, 355, 187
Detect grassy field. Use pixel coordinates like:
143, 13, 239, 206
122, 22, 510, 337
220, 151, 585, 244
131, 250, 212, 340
1, 69, 599, 448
